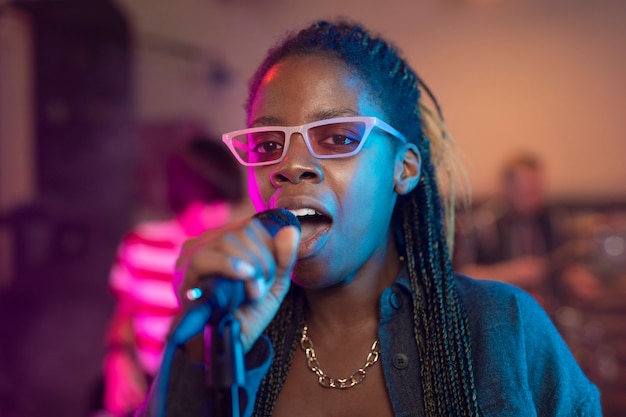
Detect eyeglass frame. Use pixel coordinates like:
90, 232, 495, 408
222, 116, 408, 167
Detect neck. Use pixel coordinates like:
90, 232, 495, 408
303, 237, 403, 337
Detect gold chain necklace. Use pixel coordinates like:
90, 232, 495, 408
299, 324, 380, 389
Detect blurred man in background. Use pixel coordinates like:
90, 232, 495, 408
454, 152, 601, 312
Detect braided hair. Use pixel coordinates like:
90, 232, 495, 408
247, 20, 480, 417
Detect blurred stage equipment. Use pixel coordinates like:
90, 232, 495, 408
0, 0, 135, 286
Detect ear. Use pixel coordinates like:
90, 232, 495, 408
394, 143, 421, 195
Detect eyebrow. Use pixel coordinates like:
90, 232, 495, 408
249, 108, 359, 127
309, 108, 358, 121
249, 116, 282, 127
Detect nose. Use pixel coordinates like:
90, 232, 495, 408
270, 134, 323, 186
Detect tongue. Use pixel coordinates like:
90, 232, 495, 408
298, 216, 329, 241
300, 222, 318, 241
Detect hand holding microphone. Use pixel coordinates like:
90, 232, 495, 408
170, 209, 301, 353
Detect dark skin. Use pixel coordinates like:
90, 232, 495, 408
175, 54, 421, 416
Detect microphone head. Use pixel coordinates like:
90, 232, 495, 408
254, 208, 301, 237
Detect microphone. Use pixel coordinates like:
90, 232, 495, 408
192, 208, 300, 309
169, 208, 300, 345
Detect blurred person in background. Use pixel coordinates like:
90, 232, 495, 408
454, 152, 602, 312
95, 136, 251, 417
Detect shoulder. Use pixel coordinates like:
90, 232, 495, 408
129, 219, 185, 242
453, 274, 601, 416
116, 219, 186, 253
453, 273, 563, 356
454, 273, 540, 321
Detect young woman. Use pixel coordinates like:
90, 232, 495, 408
138, 20, 600, 417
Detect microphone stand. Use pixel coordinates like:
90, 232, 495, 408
195, 209, 300, 417
206, 312, 245, 417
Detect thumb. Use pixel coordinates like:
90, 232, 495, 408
273, 225, 301, 275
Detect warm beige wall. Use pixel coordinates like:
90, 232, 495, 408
0, 8, 35, 287
114, 0, 626, 201
0, 9, 35, 211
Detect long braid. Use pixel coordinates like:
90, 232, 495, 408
252, 287, 303, 417
248, 20, 479, 416
402, 145, 479, 415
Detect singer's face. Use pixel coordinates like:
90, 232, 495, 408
247, 54, 401, 287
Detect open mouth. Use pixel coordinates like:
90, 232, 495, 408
287, 208, 332, 241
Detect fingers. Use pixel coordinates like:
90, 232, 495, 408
238, 224, 300, 305
175, 219, 299, 306
175, 221, 301, 354
274, 225, 301, 273
247, 224, 301, 298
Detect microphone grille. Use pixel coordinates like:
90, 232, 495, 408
254, 208, 301, 237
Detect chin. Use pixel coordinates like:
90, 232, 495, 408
291, 261, 330, 289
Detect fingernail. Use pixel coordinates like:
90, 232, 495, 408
233, 259, 256, 277
247, 278, 266, 300
255, 278, 266, 297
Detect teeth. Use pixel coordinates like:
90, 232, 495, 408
288, 208, 320, 217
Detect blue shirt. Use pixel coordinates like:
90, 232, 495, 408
138, 271, 601, 416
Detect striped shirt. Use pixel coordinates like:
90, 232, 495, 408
109, 219, 187, 375
109, 202, 243, 375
